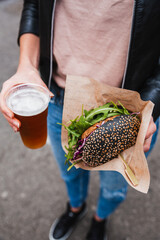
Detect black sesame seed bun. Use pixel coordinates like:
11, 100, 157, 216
82, 115, 140, 167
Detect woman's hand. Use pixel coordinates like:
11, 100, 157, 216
0, 66, 53, 132
143, 116, 157, 152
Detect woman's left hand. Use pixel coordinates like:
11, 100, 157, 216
143, 116, 157, 152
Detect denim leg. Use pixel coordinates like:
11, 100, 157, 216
96, 171, 128, 219
96, 117, 159, 219
47, 85, 89, 208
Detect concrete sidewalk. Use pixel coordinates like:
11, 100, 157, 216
0, 1, 160, 240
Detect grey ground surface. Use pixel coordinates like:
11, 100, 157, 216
0, 1, 160, 240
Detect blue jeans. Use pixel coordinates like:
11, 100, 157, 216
47, 83, 159, 219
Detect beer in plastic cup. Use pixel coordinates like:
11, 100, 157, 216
6, 83, 51, 149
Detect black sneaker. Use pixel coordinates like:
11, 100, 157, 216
49, 202, 87, 240
86, 217, 107, 240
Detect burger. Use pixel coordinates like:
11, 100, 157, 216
62, 101, 141, 170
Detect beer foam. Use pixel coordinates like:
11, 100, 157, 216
7, 88, 49, 116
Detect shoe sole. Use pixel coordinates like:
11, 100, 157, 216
49, 207, 87, 240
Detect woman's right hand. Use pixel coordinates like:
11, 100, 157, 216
0, 66, 53, 132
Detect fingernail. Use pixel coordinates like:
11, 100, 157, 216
14, 121, 20, 128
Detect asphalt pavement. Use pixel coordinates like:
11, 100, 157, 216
0, 1, 160, 240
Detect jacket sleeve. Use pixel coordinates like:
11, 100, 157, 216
140, 60, 160, 121
18, 0, 39, 44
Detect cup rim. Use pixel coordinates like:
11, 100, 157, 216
6, 83, 51, 116
6, 83, 50, 96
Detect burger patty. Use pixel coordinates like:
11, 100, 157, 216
82, 114, 140, 167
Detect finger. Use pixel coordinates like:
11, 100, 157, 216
144, 135, 152, 152
0, 103, 14, 119
50, 92, 54, 98
8, 122, 19, 132
4, 114, 21, 129
40, 83, 54, 98
0, 94, 14, 119
145, 118, 157, 140
31, 80, 54, 98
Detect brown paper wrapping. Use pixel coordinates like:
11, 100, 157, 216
61, 75, 154, 193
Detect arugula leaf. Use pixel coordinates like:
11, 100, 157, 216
118, 101, 130, 115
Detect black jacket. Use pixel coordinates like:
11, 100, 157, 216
18, 0, 160, 121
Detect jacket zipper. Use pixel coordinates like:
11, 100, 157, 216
48, 0, 57, 89
121, 0, 136, 89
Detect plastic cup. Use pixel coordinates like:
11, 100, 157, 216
6, 83, 51, 149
